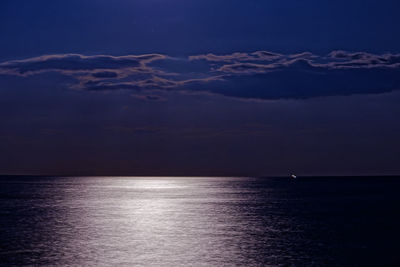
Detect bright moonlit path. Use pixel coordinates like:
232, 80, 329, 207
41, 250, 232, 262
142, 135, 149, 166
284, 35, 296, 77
53, 176, 277, 266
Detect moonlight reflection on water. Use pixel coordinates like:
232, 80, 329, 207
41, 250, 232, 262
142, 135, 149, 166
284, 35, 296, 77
1, 176, 399, 266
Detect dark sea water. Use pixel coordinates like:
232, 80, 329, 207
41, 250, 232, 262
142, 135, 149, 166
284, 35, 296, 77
0, 176, 399, 266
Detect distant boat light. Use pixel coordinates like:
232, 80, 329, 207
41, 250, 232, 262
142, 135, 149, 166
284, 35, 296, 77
291, 174, 297, 179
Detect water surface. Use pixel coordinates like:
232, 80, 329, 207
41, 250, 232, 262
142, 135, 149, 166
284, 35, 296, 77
1, 176, 399, 266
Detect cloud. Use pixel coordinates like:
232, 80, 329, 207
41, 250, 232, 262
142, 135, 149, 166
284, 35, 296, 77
0, 54, 166, 75
91, 71, 119, 78
195, 66, 400, 100
188, 51, 282, 63
131, 94, 167, 101
325, 50, 400, 69
1, 50, 400, 100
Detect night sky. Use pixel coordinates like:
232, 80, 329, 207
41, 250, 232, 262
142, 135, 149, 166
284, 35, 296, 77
1, 0, 400, 176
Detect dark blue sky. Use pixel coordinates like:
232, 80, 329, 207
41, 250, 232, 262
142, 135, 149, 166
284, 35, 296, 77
1, 0, 400, 59
0, 0, 399, 175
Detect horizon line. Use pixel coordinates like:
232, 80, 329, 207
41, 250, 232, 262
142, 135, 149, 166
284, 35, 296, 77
1, 174, 399, 178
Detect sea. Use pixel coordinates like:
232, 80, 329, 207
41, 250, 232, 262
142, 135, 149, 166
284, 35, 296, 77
0, 176, 399, 266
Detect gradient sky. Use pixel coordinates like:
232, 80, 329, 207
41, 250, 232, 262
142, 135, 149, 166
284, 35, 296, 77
1, 0, 400, 176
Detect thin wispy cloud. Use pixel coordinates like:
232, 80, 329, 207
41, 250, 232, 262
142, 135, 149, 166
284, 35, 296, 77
1, 50, 400, 100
